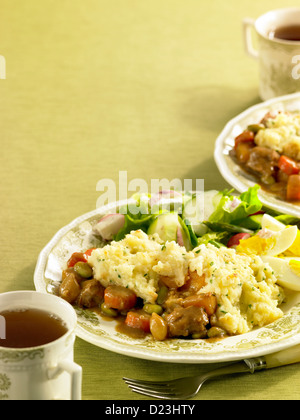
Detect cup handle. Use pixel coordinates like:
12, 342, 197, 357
243, 18, 259, 59
48, 359, 82, 400
58, 360, 82, 400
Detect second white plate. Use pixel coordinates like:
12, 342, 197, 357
214, 92, 300, 217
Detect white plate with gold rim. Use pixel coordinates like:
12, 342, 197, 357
34, 199, 300, 363
214, 92, 300, 218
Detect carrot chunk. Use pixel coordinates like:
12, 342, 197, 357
125, 311, 151, 332
278, 155, 300, 176
104, 285, 137, 311
287, 174, 300, 201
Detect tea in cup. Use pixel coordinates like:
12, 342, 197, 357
0, 291, 82, 400
243, 8, 300, 100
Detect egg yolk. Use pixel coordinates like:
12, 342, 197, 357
289, 260, 300, 277
236, 236, 276, 256
284, 230, 300, 257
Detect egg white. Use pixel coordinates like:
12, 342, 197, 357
262, 256, 300, 291
264, 226, 298, 257
261, 214, 286, 232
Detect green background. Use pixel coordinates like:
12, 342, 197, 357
1, 0, 300, 400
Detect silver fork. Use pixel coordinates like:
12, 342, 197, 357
123, 344, 300, 399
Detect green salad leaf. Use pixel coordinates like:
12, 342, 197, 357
196, 231, 229, 248
275, 214, 300, 226
109, 185, 285, 249
115, 194, 155, 240
208, 185, 262, 226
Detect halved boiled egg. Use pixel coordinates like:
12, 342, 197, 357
284, 229, 300, 257
261, 213, 300, 256
261, 225, 298, 257
236, 225, 298, 257
262, 256, 300, 291
261, 213, 286, 232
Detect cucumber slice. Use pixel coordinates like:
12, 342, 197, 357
241, 214, 263, 230
147, 212, 192, 250
148, 212, 178, 243
182, 190, 220, 236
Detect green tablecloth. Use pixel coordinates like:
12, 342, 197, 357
1, 0, 300, 400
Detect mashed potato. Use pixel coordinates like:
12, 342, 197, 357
88, 230, 285, 336
190, 244, 284, 335
88, 230, 190, 303
255, 112, 300, 161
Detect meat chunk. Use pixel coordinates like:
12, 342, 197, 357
77, 280, 104, 308
163, 290, 185, 312
59, 268, 81, 304
246, 146, 280, 182
180, 270, 206, 293
165, 306, 209, 338
182, 293, 217, 316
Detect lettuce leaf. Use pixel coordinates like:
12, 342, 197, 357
196, 231, 229, 248
275, 214, 300, 226
208, 185, 262, 226
115, 195, 155, 240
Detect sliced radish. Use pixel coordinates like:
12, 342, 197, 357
227, 232, 251, 248
176, 226, 185, 247
93, 214, 125, 241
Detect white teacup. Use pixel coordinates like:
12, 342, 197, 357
0, 291, 82, 400
243, 8, 300, 100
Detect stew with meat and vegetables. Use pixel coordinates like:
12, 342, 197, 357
230, 111, 300, 202
59, 256, 225, 341
58, 225, 285, 342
